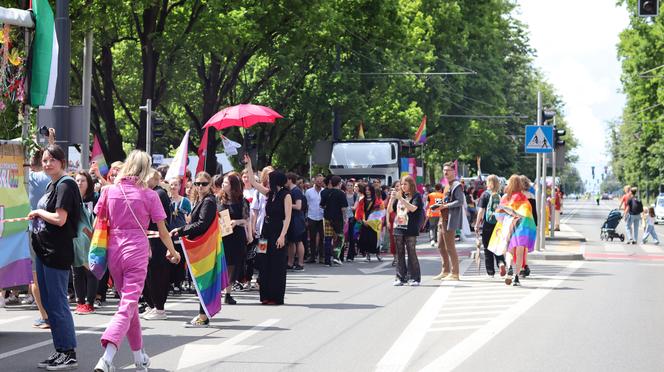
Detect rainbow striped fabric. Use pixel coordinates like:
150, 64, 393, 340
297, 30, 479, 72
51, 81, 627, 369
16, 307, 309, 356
181, 213, 229, 318
488, 192, 536, 254
414, 115, 426, 144
91, 135, 109, 177
0, 144, 32, 288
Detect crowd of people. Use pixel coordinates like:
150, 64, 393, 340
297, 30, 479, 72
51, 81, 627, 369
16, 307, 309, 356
1, 132, 542, 370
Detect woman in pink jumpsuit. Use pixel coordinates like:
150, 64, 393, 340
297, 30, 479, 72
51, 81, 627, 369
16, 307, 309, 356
93, 151, 181, 372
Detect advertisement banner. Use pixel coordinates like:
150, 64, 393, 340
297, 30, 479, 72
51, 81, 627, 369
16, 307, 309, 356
0, 144, 32, 288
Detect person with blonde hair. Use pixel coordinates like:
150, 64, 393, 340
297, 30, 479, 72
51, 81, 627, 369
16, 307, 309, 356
93, 151, 180, 372
474, 175, 506, 277
488, 174, 536, 286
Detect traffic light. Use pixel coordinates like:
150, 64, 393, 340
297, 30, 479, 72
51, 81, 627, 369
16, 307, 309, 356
542, 109, 555, 124
553, 126, 566, 147
639, 0, 659, 17
152, 117, 165, 137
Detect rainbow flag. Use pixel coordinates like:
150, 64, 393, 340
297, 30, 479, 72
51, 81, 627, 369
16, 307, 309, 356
414, 115, 426, 144
488, 193, 537, 255
180, 213, 229, 318
91, 135, 109, 177
0, 144, 32, 288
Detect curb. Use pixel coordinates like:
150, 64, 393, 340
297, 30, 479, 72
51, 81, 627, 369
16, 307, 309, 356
469, 250, 585, 261
546, 236, 587, 242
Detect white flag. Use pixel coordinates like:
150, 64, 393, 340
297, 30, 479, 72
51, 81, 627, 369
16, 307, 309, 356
221, 135, 241, 156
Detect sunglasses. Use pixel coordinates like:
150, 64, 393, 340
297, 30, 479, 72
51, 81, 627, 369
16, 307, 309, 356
194, 182, 210, 187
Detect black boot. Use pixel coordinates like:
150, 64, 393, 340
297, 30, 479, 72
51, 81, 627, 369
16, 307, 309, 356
513, 275, 520, 286
224, 293, 237, 305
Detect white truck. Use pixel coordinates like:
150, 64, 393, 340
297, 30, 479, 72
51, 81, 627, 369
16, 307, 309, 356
328, 139, 420, 186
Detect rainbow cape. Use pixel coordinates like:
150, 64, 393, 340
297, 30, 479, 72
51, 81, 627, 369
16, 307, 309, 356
180, 213, 229, 318
488, 192, 536, 254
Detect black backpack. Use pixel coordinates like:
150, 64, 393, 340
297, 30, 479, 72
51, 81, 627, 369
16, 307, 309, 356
629, 197, 643, 215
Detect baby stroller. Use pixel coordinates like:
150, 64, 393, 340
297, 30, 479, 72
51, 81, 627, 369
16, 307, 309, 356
600, 209, 625, 242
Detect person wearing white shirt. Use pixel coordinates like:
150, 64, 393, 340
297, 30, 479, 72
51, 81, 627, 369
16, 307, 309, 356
305, 175, 325, 263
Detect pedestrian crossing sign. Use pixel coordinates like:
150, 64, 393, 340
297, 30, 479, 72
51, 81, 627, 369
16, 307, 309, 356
525, 125, 553, 153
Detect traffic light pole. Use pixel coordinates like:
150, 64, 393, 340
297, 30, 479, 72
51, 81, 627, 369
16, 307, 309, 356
535, 91, 543, 251
140, 99, 152, 155
550, 117, 556, 238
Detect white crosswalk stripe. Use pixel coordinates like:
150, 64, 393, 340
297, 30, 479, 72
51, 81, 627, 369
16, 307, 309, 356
640, 244, 662, 254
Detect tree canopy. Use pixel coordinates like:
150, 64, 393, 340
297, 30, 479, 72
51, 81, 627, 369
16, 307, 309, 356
0, 0, 577, 181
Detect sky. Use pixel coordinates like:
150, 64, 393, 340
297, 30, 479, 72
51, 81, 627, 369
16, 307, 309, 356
515, 0, 630, 191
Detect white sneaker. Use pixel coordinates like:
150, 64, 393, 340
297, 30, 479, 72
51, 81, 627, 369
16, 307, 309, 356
21, 294, 35, 305
93, 357, 115, 372
0, 296, 5, 308
134, 350, 150, 372
140, 307, 155, 319
392, 278, 404, 286
430, 241, 436, 247
143, 309, 167, 320
407, 280, 420, 287
332, 258, 342, 265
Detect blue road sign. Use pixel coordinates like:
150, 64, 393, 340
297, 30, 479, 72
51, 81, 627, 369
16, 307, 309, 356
525, 125, 553, 153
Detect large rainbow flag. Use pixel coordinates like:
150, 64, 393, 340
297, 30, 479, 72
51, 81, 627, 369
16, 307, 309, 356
180, 213, 229, 318
488, 192, 537, 255
0, 144, 32, 288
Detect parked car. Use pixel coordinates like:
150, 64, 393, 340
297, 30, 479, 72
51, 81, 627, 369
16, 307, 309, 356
655, 194, 664, 224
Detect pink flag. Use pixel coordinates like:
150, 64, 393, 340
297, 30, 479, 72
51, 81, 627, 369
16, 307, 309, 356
196, 128, 209, 176
91, 135, 109, 176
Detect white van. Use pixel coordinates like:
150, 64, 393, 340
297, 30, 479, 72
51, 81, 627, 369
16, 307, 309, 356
655, 194, 664, 224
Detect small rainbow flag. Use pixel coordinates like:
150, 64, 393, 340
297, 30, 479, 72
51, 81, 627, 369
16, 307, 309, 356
181, 213, 229, 318
91, 135, 109, 177
414, 115, 426, 144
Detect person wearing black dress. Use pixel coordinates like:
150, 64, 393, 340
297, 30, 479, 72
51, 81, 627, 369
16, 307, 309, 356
243, 154, 292, 305
213, 172, 249, 305
170, 172, 218, 327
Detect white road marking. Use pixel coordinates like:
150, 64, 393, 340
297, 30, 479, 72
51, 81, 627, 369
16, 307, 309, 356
0, 322, 109, 360
358, 261, 393, 274
432, 318, 494, 324
420, 260, 584, 372
428, 325, 482, 332
448, 292, 526, 299
375, 259, 472, 372
445, 297, 523, 305
436, 310, 502, 318
176, 318, 280, 370
0, 316, 29, 326
442, 304, 511, 311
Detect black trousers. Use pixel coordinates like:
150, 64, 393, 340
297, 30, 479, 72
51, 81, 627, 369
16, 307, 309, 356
72, 266, 98, 305
170, 242, 186, 286
145, 262, 171, 310
346, 217, 357, 260
96, 269, 110, 301
481, 223, 505, 275
306, 218, 324, 261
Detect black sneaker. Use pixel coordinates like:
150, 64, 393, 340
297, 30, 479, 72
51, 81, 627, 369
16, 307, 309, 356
293, 265, 305, 272
512, 275, 521, 287
520, 265, 530, 277
37, 351, 62, 369
287, 265, 295, 271
507, 267, 513, 276
46, 350, 78, 371
224, 293, 237, 305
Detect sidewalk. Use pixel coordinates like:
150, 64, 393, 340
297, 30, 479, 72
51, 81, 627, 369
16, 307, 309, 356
529, 223, 585, 261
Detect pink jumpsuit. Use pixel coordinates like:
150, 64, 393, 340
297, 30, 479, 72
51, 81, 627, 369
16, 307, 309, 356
94, 178, 166, 350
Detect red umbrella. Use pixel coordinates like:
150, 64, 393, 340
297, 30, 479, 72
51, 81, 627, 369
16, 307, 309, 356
203, 103, 283, 130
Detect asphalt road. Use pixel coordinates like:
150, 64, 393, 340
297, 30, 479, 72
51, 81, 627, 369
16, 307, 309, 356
1, 198, 663, 371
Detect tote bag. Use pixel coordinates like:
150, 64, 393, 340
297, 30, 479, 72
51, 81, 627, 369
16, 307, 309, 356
88, 191, 109, 280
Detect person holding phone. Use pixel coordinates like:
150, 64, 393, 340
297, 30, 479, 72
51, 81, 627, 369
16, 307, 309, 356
243, 154, 292, 305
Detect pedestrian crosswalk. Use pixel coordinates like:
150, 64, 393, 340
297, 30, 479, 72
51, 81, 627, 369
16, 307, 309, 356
375, 260, 582, 371
600, 243, 664, 254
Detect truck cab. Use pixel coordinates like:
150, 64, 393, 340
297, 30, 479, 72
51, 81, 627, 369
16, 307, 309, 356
328, 139, 419, 185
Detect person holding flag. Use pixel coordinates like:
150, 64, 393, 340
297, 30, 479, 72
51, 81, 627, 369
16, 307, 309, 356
170, 171, 229, 327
